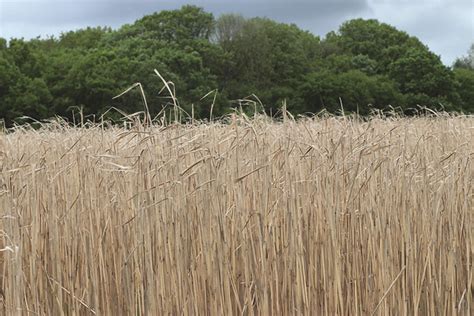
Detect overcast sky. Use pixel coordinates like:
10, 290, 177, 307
0, 0, 472, 65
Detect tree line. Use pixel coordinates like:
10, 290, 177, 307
0, 5, 473, 126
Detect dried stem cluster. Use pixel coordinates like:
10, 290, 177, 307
0, 115, 472, 314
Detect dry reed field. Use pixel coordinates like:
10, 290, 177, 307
0, 114, 473, 315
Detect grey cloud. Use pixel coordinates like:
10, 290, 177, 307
198, 0, 370, 20
0, 0, 369, 36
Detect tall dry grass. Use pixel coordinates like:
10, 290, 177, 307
0, 114, 473, 315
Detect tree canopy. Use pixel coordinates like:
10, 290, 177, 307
0, 6, 472, 126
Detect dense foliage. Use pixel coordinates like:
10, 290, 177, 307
0, 5, 472, 125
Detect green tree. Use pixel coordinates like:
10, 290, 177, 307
7, 77, 52, 120
324, 19, 460, 111
216, 17, 320, 113
452, 44, 474, 112
334, 19, 425, 73
61, 49, 119, 116
453, 68, 474, 112
453, 44, 474, 70
302, 70, 403, 114
0, 51, 52, 124
133, 5, 214, 43
351, 54, 377, 75
213, 14, 246, 50
0, 38, 6, 50
103, 6, 227, 118
59, 27, 111, 50
8, 39, 47, 78
0, 7, 470, 126
388, 47, 459, 110
0, 53, 21, 123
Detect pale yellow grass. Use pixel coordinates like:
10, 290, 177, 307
0, 115, 473, 315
